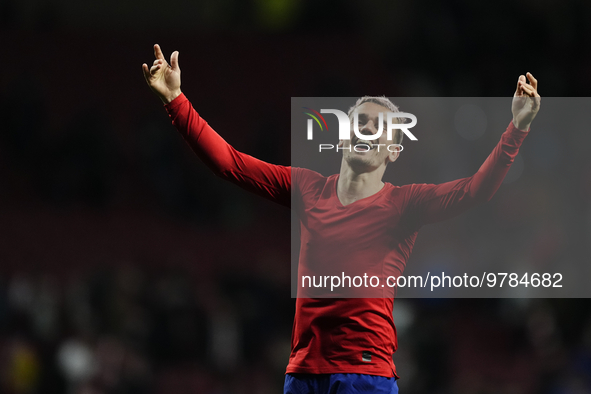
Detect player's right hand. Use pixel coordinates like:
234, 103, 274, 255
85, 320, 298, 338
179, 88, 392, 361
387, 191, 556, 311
142, 44, 181, 104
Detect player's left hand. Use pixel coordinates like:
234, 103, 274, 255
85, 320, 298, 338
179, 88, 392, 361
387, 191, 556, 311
512, 72, 541, 131
142, 44, 181, 104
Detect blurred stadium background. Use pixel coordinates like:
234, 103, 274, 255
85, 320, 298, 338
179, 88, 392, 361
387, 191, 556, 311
1, 0, 591, 393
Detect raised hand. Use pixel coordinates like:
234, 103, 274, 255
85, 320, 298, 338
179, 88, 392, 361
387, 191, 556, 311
512, 72, 541, 131
142, 44, 181, 104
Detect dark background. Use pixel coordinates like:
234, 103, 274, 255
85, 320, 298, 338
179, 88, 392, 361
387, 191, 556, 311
1, 0, 591, 393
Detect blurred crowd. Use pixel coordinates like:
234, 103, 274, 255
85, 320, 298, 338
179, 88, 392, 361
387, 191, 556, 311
0, 271, 590, 394
1, 0, 591, 393
0, 266, 293, 394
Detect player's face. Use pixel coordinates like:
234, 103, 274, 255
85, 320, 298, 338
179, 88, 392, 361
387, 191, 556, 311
339, 102, 399, 171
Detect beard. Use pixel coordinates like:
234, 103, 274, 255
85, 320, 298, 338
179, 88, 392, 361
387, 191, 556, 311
344, 150, 378, 172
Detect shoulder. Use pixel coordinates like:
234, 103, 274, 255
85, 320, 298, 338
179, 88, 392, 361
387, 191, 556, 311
292, 168, 334, 203
292, 167, 328, 186
383, 182, 438, 209
397, 183, 436, 196
381, 182, 405, 202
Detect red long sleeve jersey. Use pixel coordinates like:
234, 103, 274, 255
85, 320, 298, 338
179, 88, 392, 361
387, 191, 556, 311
165, 94, 529, 378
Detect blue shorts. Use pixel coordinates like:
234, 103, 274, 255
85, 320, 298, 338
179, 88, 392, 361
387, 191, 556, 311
284, 373, 399, 394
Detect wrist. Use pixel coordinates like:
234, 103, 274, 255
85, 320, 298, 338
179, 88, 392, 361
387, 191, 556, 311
161, 89, 182, 105
512, 118, 530, 132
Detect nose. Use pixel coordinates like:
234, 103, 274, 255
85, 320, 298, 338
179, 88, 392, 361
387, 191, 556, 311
361, 120, 377, 135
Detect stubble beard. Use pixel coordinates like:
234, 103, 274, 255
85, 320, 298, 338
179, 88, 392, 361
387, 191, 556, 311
344, 150, 378, 173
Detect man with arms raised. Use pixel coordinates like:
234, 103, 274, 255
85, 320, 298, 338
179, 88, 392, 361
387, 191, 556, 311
142, 44, 540, 394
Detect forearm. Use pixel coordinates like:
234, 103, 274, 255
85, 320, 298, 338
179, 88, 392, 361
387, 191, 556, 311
408, 121, 529, 225
164, 94, 291, 206
165, 93, 245, 176
467, 121, 529, 202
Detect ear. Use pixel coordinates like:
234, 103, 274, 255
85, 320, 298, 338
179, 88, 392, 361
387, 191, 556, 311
337, 139, 344, 148
387, 146, 401, 163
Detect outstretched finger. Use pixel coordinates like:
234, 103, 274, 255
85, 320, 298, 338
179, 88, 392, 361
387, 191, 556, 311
154, 44, 165, 60
142, 63, 151, 82
515, 75, 526, 96
519, 82, 536, 97
170, 51, 180, 71
526, 72, 538, 90
150, 63, 162, 75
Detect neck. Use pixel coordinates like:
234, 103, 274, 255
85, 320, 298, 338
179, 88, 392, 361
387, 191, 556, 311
337, 160, 386, 206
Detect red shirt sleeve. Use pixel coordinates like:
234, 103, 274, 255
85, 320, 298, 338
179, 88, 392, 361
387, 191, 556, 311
165, 93, 291, 207
404, 121, 529, 226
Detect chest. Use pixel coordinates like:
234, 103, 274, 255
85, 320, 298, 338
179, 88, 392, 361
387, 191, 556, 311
300, 190, 405, 247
